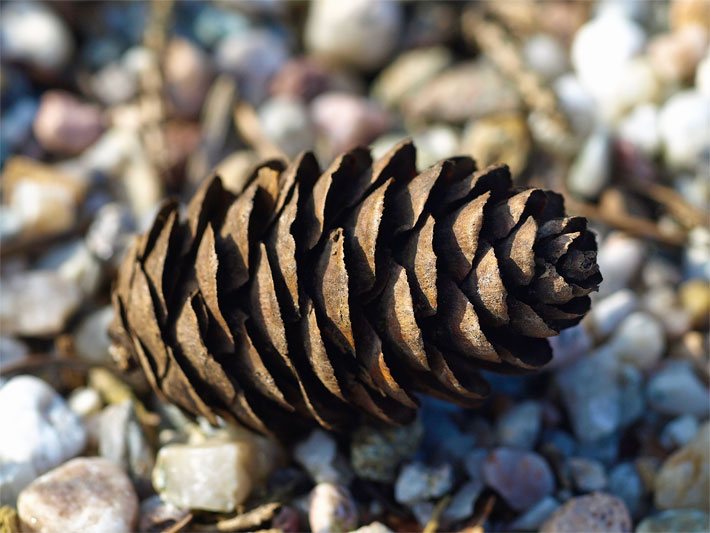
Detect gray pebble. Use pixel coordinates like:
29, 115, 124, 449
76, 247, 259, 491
660, 414, 700, 450
568, 457, 607, 492
607, 462, 643, 517
442, 480, 483, 523
647, 362, 710, 417
483, 448, 555, 512
567, 127, 611, 200
74, 306, 114, 364
350, 419, 422, 483
495, 401, 542, 450
636, 510, 710, 533
294, 429, 351, 485
394, 462, 454, 505
508, 496, 560, 531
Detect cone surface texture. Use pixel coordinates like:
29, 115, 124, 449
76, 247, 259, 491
110, 141, 601, 436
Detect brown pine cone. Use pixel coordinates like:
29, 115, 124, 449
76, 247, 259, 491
110, 141, 601, 437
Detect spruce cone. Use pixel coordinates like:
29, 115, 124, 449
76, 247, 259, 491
110, 141, 601, 437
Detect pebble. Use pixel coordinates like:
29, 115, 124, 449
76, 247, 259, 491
270, 58, 344, 102
508, 496, 560, 531
608, 312, 665, 370
568, 457, 607, 492
602, 58, 661, 121
442, 480, 483, 523
567, 126, 611, 199
616, 104, 661, 156
679, 278, 710, 328
17, 457, 138, 533
642, 286, 691, 339
73, 306, 114, 364
99, 400, 154, 496
607, 463, 644, 517
495, 401, 542, 450
350, 522, 393, 533
0, 336, 28, 368
85, 203, 135, 267
654, 422, 710, 510
554, 74, 597, 138
684, 227, 710, 280
617, 364, 645, 427
311, 92, 390, 156
540, 492, 632, 532
483, 448, 555, 511
305, 0, 403, 71
636, 510, 710, 533
523, 34, 569, 81
697, 52, 710, 96
412, 126, 460, 170
258, 97, 316, 158
596, 233, 647, 297
308, 483, 358, 533
557, 347, 620, 442
647, 362, 710, 418
294, 429, 350, 485
649, 26, 708, 83
0, 97, 38, 158
42, 241, 104, 298
460, 113, 530, 178
585, 289, 638, 339
350, 419, 422, 483
658, 90, 710, 170
33, 91, 105, 155
394, 462, 454, 505
8, 178, 77, 239
549, 324, 594, 368
215, 29, 288, 105
0, 2, 74, 71
67, 387, 103, 419
0, 271, 81, 337
193, 7, 249, 48
165, 37, 213, 119
661, 415, 700, 450
371, 46, 452, 108
0, 376, 86, 505
90, 62, 138, 106
138, 495, 190, 533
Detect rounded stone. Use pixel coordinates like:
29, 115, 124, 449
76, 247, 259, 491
608, 312, 665, 370
17, 457, 138, 533
308, 483, 358, 533
540, 492, 631, 533
33, 91, 104, 156
637, 510, 710, 533
483, 448, 555, 511
659, 90, 710, 170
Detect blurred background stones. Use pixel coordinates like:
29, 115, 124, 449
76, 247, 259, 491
0, 0, 708, 531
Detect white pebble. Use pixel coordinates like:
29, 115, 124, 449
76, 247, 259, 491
617, 104, 661, 156
0, 376, 86, 504
523, 34, 568, 81
596, 233, 647, 296
73, 307, 114, 364
395, 462, 454, 505
309, 483, 358, 533
585, 289, 638, 338
259, 97, 316, 158
294, 429, 346, 484
67, 387, 103, 418
567, 127, 611, 199
659, 90, 710, 170
609, 312, 666, 369
647, 363, 710, 418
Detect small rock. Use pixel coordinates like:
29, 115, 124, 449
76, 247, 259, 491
413, 126, 460, 170
0, 2, 74, 71
17, 457, 138, 533
33, 91, 104, 155
483, 448, 555, 511
0, 271, 81, 337
549, 324, 594, 368
294, 429, 350, 484
259, 97, 316, 158
647, 362, 710, 418
554, 74, 597, 138
508, 496, 560, 531
460, 113, 530, 178
90, 62, 138, 106
305, 0, 403, 71
350, 419, 422, 482
0, 376, 86, 504
567, 127, 611, 199
8, 178, 77, 240
523, 34, 568, 81
541, 492, 631, 532
618, 364, 645, 427
138, 495, 190, 533
272, 505, 302, 533
99, 400, 154, 496
37, 240, 103, 298
616, 104, 660, 156
86, 203, 135, 266
73, 306, 114, 364
576, 433, 620, 467
679, 278, 710, 329
311, 92, 390, 156
193, 7, 249, 48
596, 233, 646, 297
495, 401, 542, 450
410, 501, 435, 527
67, 387, 103, 419
636, 510, 710, 533
308, 483, 358, 533
568, 458, 607, 492
585, 289, 638, 339
0, 336, 28, 368
649, 26, 708, 83
442, 480, 483, 523
394, 462, 454, 505
607, 463, 643, 517
608, 312, 665, 370
654, 422, 710, 510
684, 227, 710, 280
371, 46, 452, 108
659, 90, 710, 170
270, 57, 345, 102
165, 37, 213, 119
350, 522, 393, 533
661, 415, 700, 450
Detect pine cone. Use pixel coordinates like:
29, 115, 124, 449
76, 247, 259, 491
110, 141, 601, 437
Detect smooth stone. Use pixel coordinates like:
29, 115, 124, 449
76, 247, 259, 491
549, 324, 594, 368
305, 0, 402, 71
596, 233, 646, 297
17, 457, 138, 533
464, 449, 488, 481
608, 312, 666, 370
395, 462, 454, 505
165, 37, 213, 119
99, 401, 154, 496
683, 227, 710, 280
350, 522, 393, 533
0, 336, 28, 368
599, 58, 660, 121
371, 46, 452, 108
618, 364, 645, 427
541, 493, 632, 532
541, 429, 578, 458
679, 279, 710, 328
649, 26, 708, 83
661, 415, 700, 450
90, 62, 138, 106
193, 7, 249, 48
554, 74, 597, 138
0, 97, 37, 155
636, 510, 710, 533
483, 448, 555, 512
413, 125, 460, 170
270, 57, 350, 102
67, 387, 103, 419
258, 97, 316, 158
607, 463, 643, 517
43, 241, 103, 298
33, 91, 104, 155
73, 307, 114, 364
442, 480, 483, 523
294, 429, 350, 485
577, 433, 620, 467
495, 401, 542, 450
0, 271, 81, 337
568, 458, 608, 492
523, 33, 568, 81
138, 495, 190, 533
460, 113, 530, 178
617, 104, 661, 156
0, 376, 86, 505
642, 286, 691, 339
647, 362, 710, 417
567, 127, 611, 199
85, 203, 135, 267
311, 92, 390, 156
9, 178, 76, 239
308, 483, 358, 533
557, 347, 621, 442
350, 420, 422, 483
0, 2, 74, 71
655, 422, 710, 510
585, 290, 638, 339
508, 496, 560, 531
659, 90, 710, 170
